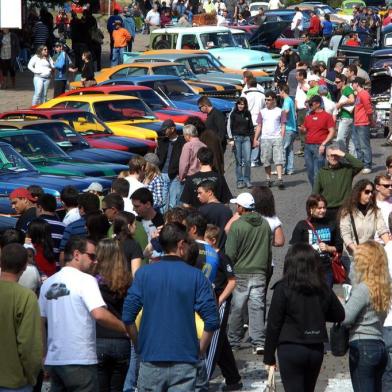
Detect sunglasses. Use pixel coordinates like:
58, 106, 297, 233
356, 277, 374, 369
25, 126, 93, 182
380, 184, 392, 189
335, 80, 342, 84
363, 189, 373, 195
85, 252, 97, 261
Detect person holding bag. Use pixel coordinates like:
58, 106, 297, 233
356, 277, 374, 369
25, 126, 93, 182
264, 243, 345, 392
342, 241, 391, 392
291, 194, 343, 287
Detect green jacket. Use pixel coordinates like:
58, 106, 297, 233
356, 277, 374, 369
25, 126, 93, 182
225, 212, 272, 275
313, 153, 364, 208
0, 281, 42, 388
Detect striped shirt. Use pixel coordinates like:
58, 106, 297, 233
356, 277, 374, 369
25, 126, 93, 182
40, 214, 65, 259
33, 21, 49, 46
59, 217, 87, 251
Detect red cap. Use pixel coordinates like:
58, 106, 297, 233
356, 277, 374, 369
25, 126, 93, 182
9, 187, 35, 202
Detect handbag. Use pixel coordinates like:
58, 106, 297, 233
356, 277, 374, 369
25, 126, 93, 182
331, 252, 346, 284
264, 366, 276, 392
330, 322, 349, 356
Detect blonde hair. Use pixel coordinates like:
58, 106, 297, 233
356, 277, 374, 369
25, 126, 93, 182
118, 170, 130, 179
354, 241, 392, 313
94, 238, 131, 297
143, 161, 160, 184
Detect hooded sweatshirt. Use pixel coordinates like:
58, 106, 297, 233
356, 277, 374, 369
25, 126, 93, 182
225, 212, 272, 274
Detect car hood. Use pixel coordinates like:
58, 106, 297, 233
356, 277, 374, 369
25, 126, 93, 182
67, 148, 135, 164
170, 96, 233, 113
210, 47, 277, 68
248, 21, 290, 47
84, 134, 155, 153
154, 108, 206, 123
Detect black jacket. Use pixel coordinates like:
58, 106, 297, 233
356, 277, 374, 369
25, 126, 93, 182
227, 108, 254, 138
205, 108, 227, 143
156, 135, 185, 180
264, 280, 345, 365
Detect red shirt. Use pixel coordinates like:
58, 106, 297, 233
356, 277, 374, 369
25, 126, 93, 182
309, 15, 321, 35
304, 110, 334, 145
346, 39, 360, 47
354, 89, 373, 126
34, 243, 56, 277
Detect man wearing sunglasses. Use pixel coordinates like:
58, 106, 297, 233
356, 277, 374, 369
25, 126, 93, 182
375, 174, 392, 230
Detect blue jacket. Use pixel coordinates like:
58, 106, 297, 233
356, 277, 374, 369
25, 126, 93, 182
107, 15, 123, 34
122, 15, 136, 39
53, 51, 70, 81
122, 256, 219, 363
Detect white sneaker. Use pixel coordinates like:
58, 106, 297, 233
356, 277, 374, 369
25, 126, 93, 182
252, 346, 264, 355
362, 168, 372, 174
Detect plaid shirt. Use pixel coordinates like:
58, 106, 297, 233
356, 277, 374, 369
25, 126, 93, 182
148, 175, 165, 209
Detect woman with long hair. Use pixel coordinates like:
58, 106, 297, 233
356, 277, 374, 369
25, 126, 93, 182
339, 179, 389, 256
274, 57, 289, 88
227, 97, 254, 189
27, 218, 56, 277
342, 241, 391, 391
86, 212, 110, 243
94, 238, 132, 391
291, 194, 342, 287
27, 44, 54, 105
80, 50, 96, 87
264, 243, 345, 392
112, 211, 143, 278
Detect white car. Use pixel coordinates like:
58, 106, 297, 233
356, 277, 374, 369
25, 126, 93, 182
250, 2, 269, 16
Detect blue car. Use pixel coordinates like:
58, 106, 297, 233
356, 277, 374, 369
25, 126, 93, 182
99, 75, 234, 115
0, 141, 112, 214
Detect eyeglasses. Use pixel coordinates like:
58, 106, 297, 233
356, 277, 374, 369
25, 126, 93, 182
380, 184, 392, 189
363, 189, 373, 195
335, 80, 342, 84
85, 252, 97, 261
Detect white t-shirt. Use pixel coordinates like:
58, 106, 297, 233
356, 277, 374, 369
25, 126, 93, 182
146, 10, 161, 26
263, 215, 282, 267
258, 107, 283, 139
123, 197, 134, 214
125, 175, 146, 198
322, 96, 336, 115
63, 207, 81, 226
268, 0, 283, 10
295, 83, 309, 110
377, 198, 392, 230
291, 11, 303, 31
216, 14, 229, 26
39, 266, 106, 365
18, 265, 41, 292
241, 88, 266, 124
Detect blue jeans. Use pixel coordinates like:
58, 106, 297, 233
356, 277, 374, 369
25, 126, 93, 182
233, 135, 251, 183
352, 125, 372, 169
32, 76, 50, 106
46, 364, 98, 392
349, 339, 387, 392
111, 47, 125, 67
228, 274, 266, 347
283, 132, 296, 174
336, 118, 356, 156
96, 338, 130, 392
304, 143, 325, 187
137, 362, 197, 391
0, 387, 32, 392
162, 174, 184, 211
123, 343, 139, 392
383, 327, 392, 390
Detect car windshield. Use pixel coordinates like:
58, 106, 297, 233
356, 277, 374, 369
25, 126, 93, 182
0, 134, 69, 162
371, 56, 392, 69
153, 64, 194, 78
0, 144, 36, 172
200, 31, 236, 49
232, 32, 250, 49
51, 112, 114, 135
141, 79, 195, 98
93, 100, 155, 122
344, 2, 363, 9
27, 122, 88, 150
188, 56, 223, 74
108, 89, 169, 110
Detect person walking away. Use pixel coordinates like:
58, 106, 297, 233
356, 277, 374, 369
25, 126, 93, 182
253, 90, 286, 189
122, 7, 136, 52
28, 45, 53, 105
321, 14, 333, 39
111, 20, 131, 67
53, 41, 77, 97
279, 85, 297, 175
352, 77, 374, 174
122, 223, 220, 391
342, 241, 391, 392
291, 7, 304, 39
264, 243, 345, 392
227, 97, 254, 189
0, 28, 19, 89
226, 192, 272, 354
299, 95, 335, 187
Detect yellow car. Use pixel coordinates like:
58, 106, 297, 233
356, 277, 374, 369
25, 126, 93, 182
38, 95, 161, 140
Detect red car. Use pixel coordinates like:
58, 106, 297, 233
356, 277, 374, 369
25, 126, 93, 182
0, 109, 156, 155
61, 85, 207, 123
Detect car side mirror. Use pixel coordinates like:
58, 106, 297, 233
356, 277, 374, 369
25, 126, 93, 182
77, 117, 87, 124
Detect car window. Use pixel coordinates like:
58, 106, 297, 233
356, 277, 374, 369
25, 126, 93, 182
182, 34, 200, 50
0, 144, 35, 172
53, 101, 90, 111
384, 32, 392, 47
1, 114, 46, 120
126, 67, 149, 76
151, 34, 173, 50
188, 56, 220, 74
200, 32, 236, 49
93, 100, 150, 122
51, 112, 111, 134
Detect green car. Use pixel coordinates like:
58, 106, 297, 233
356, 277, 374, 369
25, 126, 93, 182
0, 129, 128, 178
338, 0, 366, 17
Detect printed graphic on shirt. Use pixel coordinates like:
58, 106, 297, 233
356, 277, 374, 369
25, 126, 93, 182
45, 283, 70, 300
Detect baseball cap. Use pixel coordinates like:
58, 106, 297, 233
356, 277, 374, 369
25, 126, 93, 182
144, 153, 160, 167
83, 182, 103, 193
230, 193, 255, 209
9, 187, 35, 202
309, 95, 322, 104
160, 119, 175, 131
280, 44, 291, 54
307, 74, 320, 82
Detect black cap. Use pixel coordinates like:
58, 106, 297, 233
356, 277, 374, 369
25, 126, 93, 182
309, 95, 322, 105
160, 119, 175, 131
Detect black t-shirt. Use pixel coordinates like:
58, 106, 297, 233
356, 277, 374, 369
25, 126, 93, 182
122, 238, 143, 270
214, 251, 235, 297
180, 171, 232, 208
16, 207, 37, 233
199, 202, 233, 249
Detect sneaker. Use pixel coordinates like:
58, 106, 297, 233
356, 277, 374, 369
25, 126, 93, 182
252, 346, 264, 355
271, 170, 278, 175
251, 161, 261, 167
295, 150, 304, 156
267, 179, 273, 188
362, 168, 372, 174
245, 181, 252, 189
222, 382, 243, 391
243, 323, 249, 330
286, 171, 294, 175
237, 182, 245, 189
278, 179, 285, 189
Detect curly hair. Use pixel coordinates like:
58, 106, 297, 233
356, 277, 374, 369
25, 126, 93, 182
354, 241, 392, 313
94, 238, 131, 298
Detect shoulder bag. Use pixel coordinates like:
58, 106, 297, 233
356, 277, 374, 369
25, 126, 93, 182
330, 322, 349, 356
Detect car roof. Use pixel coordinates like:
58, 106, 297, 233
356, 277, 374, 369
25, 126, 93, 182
0, 119, 66, 128
151, 26, 231, 34
107, 75, 182, 82
119, 61, 183, 68
143, 49, 210, 55
0, 129, 43, 136
64, 85, 153, 96
53, 94, 141, 102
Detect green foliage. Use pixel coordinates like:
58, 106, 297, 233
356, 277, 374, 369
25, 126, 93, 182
284, 0, 342, 8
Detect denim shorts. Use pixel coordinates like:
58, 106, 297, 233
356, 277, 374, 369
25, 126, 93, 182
260, 137, 284, 166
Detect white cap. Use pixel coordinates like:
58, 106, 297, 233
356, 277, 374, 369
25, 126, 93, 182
83, 182, 103, 193
230, 193, 255, 209
307, 74, 320, 82
280, 44, 291, 54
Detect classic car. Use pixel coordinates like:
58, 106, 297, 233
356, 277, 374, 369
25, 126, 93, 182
287, 3, 347, 25
38, 94, 179, 139
133, 52, 274, 90
73, 61, 241, 98
337, 0, 366, 21
0, 109, 157, 154
249, 2, 269, 16
0, 141, 111, 214
98, 75, 234, 115
148, 26, 278, 74
0, 130, 128, 178
0, 120, 135, 165
70, 62, 241, 98
337, 25, 392, 70
261, 10, 311, 38
61, 85, 206, 123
